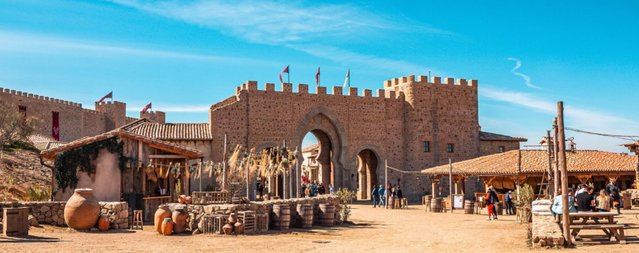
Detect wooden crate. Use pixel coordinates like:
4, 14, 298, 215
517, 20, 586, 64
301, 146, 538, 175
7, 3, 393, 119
3, 207, 29, 237
256, 213, 269, 233
238, 211, 256, 234
192, 191, 231, 204
212, 214, 229, 234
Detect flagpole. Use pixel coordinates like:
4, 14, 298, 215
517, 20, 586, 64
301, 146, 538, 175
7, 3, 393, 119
287, 65, 290, 83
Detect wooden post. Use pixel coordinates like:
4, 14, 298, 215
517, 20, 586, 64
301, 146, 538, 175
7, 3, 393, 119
449, 158, 453, 212
553, 118, 560, 197
546, 130, 557, 197
222, 134, 227, 191
557, 101, 572, 246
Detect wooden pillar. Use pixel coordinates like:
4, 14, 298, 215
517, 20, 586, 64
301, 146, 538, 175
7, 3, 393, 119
557, 101, 572, 246
431, 177, 440, 197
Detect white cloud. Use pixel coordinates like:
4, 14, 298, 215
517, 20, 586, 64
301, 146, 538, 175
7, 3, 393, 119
111, 0, 447, 73
507, 57, 540, 89
481, 86, 639, 151
0, 30, 271, 65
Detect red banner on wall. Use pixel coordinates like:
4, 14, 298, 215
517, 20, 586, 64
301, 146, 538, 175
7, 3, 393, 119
52, 111, 60, 141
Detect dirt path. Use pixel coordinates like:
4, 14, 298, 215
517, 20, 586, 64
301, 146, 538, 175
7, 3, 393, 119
1, 203, 638, 252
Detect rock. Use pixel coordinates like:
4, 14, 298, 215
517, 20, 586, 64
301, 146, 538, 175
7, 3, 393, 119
118, 210, 129, 219
28, 215, 39, 227
40, 205, 50, 213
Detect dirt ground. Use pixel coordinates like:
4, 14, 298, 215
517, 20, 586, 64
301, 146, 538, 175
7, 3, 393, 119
2, 203, 639, 253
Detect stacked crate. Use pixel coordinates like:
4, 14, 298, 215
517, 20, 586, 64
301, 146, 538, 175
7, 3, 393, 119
212, 214, 229, 234
256, 212, 269, 232
238, 211, 256, 234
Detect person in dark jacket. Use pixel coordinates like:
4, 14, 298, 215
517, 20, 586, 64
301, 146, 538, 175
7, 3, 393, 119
396, 187, 403, 208
371, 185, 380, 207
611, 189, 622, 214
575, 186, 595, 212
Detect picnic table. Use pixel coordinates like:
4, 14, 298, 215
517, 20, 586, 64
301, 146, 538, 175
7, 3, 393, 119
568, 212, 626, 244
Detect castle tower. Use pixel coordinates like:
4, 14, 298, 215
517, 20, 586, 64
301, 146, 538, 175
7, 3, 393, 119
140, 111, 166, 124
95, 101, 127, 129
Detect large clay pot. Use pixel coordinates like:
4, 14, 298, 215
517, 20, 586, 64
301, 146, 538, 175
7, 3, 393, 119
234, 221, 244, 234
161, 218, 174, 236
64, 188, 100, 230
171, 210, 188, 233
97, 215, 110, 231
154, 205, 172, 234
222, 223, 233, 235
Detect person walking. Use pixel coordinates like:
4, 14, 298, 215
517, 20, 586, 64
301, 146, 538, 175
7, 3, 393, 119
504, 191, 514, 215
595, 189, 611, 212
389, 184, 395, 209
378, 185, 386, 207
329, 184, 335, 195
396, 186, 404, 209
371, 185, 380, 207
485, 186, 499, 220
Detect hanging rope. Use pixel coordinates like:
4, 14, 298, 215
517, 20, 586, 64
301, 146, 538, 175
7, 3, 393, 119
386, 165, 424, 174
566, 127, 639, 141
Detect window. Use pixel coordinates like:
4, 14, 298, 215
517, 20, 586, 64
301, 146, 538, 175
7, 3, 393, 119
447, 143, 454, 153
423, 141, 431, 152
498, 146, 505, 153
18, 105, 27, 118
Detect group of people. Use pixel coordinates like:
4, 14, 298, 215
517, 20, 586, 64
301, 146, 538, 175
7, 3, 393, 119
301, 181, 334, 197
484, 186, 515, 221
371, 184, 404, 209
551, 182, 623, 216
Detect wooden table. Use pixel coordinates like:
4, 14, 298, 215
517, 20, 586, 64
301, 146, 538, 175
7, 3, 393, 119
568, 212, 626, 244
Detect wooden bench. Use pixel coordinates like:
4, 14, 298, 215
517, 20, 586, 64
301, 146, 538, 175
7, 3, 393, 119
570, 224, 626, 244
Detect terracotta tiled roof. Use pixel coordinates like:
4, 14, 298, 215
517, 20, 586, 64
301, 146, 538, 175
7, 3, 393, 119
302, 143, 320, 152
479, 131, 527, 142
123, 120, 212, 141
422, 149, 637, 176
41, 126, 203, 160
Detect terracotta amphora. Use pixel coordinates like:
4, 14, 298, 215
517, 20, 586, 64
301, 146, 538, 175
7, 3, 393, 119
161, 218, 174, 236
154, 205, 172, 234
64, 188, 100, 230
97, 215, 110, 231
171, 210, 188, 233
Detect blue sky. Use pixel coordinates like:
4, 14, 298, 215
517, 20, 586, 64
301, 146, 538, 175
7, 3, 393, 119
1, 0, 638, 152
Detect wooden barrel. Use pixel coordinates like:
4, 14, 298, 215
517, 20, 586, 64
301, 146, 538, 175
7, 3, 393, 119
430, 198, 442, 213
424, 195, 432, 211
296, 204, 314, 228
318, 203, 335, 226
464, 200, 474, 214
271, 204, 291, 230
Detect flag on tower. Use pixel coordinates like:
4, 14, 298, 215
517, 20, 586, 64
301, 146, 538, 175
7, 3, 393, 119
315, 67, 321, 86
343, 69, 350, 88
96, 91, 113, 103
141, 102, 152, 113
279, 65, 290, 84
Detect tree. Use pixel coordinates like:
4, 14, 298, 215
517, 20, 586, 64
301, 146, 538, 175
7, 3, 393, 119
0, 101, 36, 153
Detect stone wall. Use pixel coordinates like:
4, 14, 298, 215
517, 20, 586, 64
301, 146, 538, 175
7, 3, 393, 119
0, 201, 129, 229
0, 201, 66, 226
0, 87, 165, 143
531, 200, 563, 248
207, 74, 499, 202
99, 201, 129, 229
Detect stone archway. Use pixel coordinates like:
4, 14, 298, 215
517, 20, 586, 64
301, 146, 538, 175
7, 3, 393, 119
295, 108, 346, 190
357, 149, 379, 200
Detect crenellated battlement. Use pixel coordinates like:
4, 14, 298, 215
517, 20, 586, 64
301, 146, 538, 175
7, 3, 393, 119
0, 87, 83, 108
234, 81, 406, 100
383, 75, 477, 89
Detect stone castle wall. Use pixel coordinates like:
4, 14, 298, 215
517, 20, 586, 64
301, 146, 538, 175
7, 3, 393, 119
207, 75, 497, 201
0, 87, 165, 143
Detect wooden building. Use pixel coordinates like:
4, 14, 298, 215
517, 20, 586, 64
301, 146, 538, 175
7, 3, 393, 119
41, 119, 203, 221
421, 149, 637, 199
